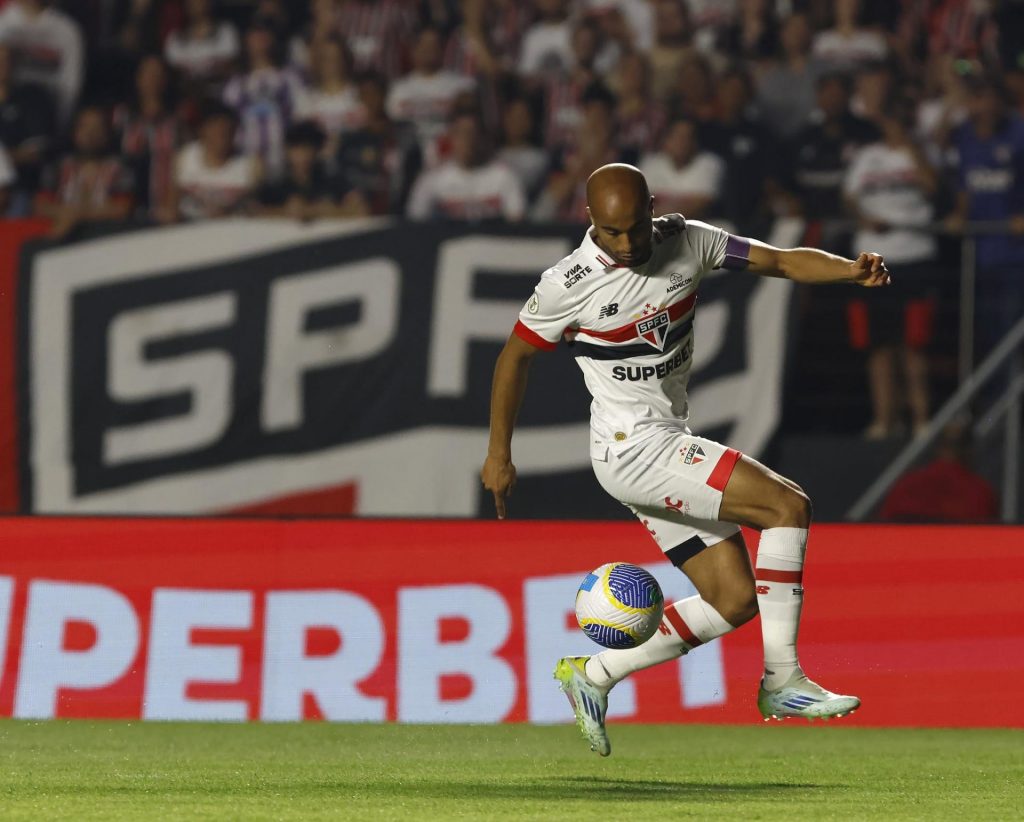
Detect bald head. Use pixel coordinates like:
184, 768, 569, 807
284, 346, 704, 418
586, 164, 654, 266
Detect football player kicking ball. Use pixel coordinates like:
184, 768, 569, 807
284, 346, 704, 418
481, 164, 890, 756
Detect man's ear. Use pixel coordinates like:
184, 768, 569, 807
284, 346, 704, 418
649, 195, 655, 215
585, 206, 593, 226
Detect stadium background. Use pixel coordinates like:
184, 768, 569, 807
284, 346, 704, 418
0, 0, 1022, 757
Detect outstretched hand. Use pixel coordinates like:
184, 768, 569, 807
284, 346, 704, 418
480, 455, 517, 519
850, 252, 891, 287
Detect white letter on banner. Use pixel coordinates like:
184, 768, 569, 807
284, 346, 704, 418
14, 581, 140, 718
103, 293, 236, 466
261, 260, 400, 432
428, 236, 570, 397
523, 573, 637, 723
397, 584, 516, 723
143, 589, 252, 721
261, 591, 386, 721
0, 576, 12, 690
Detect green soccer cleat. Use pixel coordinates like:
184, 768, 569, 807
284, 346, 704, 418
553, 656, 611, 756
758, 670, 861, 722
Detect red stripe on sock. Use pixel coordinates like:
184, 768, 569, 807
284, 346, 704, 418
706, 447, 741, 492
663, 603, 703, 647
756, 568, 803, 583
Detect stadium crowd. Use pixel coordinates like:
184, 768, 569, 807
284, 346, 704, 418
0, 0, 1021, 447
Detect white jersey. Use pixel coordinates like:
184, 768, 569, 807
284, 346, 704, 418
515, 215, 751, 458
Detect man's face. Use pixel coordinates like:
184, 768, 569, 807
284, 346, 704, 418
202, 116, 234, 158
817, 78, 848, 119
74, 109, 109, 157
287, 143, 317, 178
663, 121, 696, 166
589, 194, 655, 267
412, 30, 442, 73
450, 116, 480, 167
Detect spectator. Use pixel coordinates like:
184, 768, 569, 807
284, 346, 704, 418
386, 26, 475, 167
915, 54, 970, 164
114, 55, 184, 220
648, 0, 698, 104
0, 0, 83, 124
844, 98, 939, 439
716, 0, 777, 64
811, 0, 887, 75
443, 0, 501, 80
172, 102, 260, 220
756, 13, 820, 141
946, 74, 1024, 373
34, 104, 135, 239
0, 41, 54, 209
337, 72, 420, 214
639, 116, 724, 218
338, 0, 418, 80
406, 111, 525, 222
223, 17, 304, 179
496, 96, 548, 202
666, 55, 718, 128
255, 120, 368, 220
879, 421, 997, 522
164, 0, 240, 95
851, 60, 896, 126
703, 64, 778, 223
787, 72, 878, 222
584, 0, 654, 55
518, 0, 573, 79
534, 83, 632, 221
611, 51, 665, 157
542, 17, 601, 149
685, 0, 738, 53
288, 0, 341, 74
294, 37, 365, 158
0, 140, 15, 213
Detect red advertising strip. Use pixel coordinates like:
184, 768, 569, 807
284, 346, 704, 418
0, 519, 1021, 727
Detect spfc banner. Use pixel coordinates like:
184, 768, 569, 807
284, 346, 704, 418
9, 217, 800, 517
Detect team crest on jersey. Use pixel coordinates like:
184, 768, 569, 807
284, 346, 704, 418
680, 443, 706, 465
636, 310, 671, 350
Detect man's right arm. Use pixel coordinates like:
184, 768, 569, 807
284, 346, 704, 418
481, 332, 543, 519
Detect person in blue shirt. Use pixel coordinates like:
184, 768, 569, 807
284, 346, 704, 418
947, 74, 1024, 377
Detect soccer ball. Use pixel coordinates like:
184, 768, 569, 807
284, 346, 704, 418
575, 562, 664, 649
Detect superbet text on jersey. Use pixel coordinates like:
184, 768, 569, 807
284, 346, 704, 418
514, 214, 751, 460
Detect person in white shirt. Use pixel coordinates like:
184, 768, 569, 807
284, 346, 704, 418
811, 0, 887, 75
639, 118, 724, 218
843, 99, 939, 440
164, 0, 239, 94
406, 111, 525, 222
518, 0, 573, 78
386, 26, 475, 167
0, 0, 82, 124
294, 36, 365, 157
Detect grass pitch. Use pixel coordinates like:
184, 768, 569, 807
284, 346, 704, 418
1, 721, 1021, 820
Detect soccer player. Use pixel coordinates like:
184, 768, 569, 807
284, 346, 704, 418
481, 163, 889, 756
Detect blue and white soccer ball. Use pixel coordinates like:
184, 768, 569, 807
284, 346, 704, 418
575, 562, 665, 649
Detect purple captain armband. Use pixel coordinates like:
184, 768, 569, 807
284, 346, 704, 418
721, 235, 751, 270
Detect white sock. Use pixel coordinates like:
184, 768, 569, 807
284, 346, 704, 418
584, 595, 734, 689
755, 526, 807, 690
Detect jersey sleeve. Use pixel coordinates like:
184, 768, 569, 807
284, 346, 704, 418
685, 218, 751, 273
513, 275, 577, 351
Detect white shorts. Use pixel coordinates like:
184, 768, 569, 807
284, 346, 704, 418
592, 430, 743, 566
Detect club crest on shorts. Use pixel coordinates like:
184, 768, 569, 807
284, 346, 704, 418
635, 310, 670, 350
680, 442, 706, 465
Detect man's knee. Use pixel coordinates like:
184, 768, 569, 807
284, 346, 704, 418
771, 481, 812, 528
706, 584, 758, 627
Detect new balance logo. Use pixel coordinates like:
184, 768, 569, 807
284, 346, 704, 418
598, 303, 619, 319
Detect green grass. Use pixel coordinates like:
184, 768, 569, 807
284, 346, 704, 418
0, 722, 1021, 820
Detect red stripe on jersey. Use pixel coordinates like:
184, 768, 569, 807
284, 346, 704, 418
577, 292, 696, 343
756, 568, 804, 584
663, 603, 702, 647
513, 320, 557, 351
706, 447, 741, 492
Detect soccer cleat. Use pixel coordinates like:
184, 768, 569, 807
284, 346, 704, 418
757, 670, 861, 721
553, 656, 611, 756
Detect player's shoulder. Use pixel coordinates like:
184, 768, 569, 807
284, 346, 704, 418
538, 242, 590, 287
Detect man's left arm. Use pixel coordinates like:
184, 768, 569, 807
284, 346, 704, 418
743, 238, 891, 288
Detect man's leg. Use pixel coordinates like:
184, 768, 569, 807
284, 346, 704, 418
718, 454, 860, 719
584, 531, 756, 689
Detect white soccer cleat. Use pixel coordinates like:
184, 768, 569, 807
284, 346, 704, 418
758, 670, 861, 722
553, 656, 611, 756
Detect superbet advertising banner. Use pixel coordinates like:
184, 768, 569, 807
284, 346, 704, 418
0, 518, 1021, 728
7, 216, 798, 517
